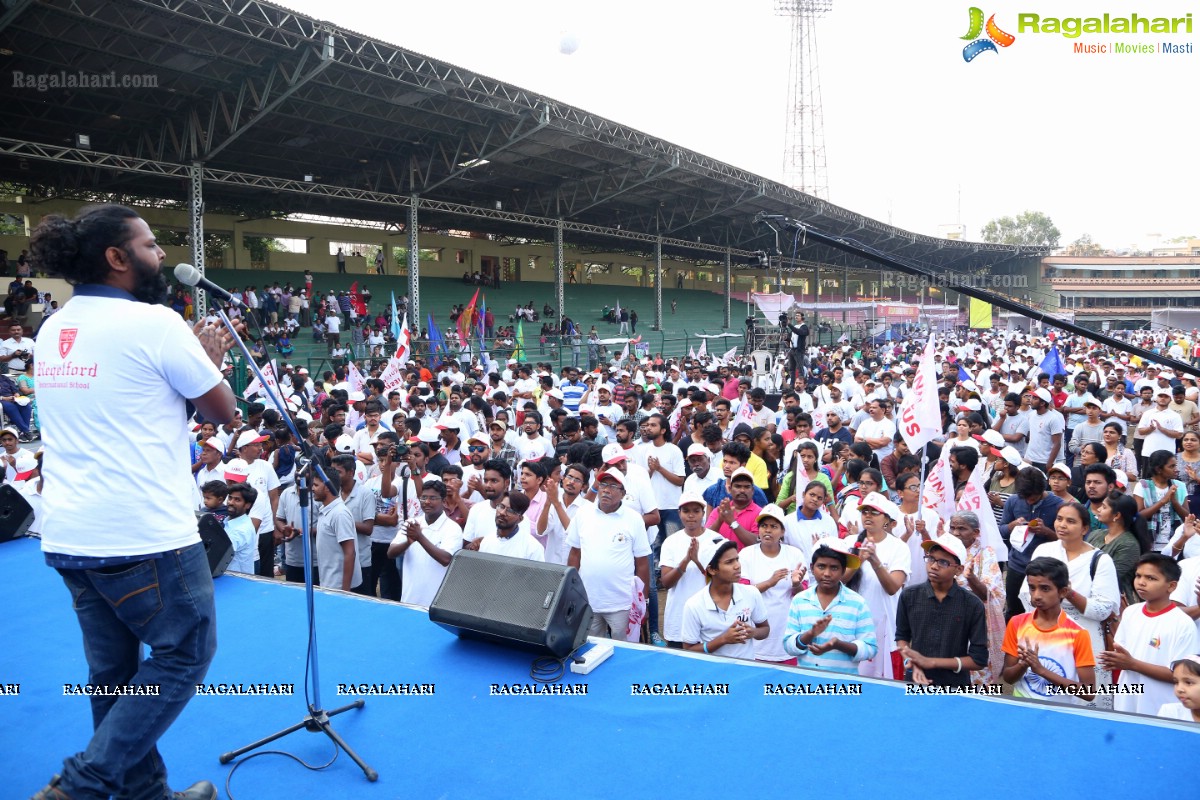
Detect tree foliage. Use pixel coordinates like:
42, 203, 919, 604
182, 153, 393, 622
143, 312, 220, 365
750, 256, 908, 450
1065, 233, 1104, 256
980, 210, 1060, 247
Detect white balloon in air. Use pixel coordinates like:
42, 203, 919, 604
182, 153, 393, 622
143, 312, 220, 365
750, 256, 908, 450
559, 33, 581, 55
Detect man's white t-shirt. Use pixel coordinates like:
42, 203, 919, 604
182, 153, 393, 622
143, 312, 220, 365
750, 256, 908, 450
38, 291, 223, 556
244, 458, 281, 536
398, 512, 462, 607
627, 440, 685, 511
515, 434, 555, 463
0, 336, 33, 371
855, 416, 897, 459
1139, 407, 1183, 457
479, 528, 545, 561
566, 503, 650, 613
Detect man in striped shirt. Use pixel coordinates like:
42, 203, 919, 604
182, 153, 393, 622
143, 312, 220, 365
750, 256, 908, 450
559, 366, 587, 416
783, 537, 877, 674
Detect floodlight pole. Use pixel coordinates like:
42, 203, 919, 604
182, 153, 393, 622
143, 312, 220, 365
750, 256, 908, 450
723, 248, 732, 329
653, 236, 663, 332
408, 195, 420, 329
189, 161, 206, 322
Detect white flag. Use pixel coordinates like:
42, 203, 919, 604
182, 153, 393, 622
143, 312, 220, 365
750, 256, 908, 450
688, 345, 696, 360
897, 333, 942, 453
696, 339, 707, 359
346, 360, 366, 393
395, 315, 412, 366
379, 356, 407, 393
619, 340, 630, 363
959, 461, 1009, 560
921, 451, 956, 523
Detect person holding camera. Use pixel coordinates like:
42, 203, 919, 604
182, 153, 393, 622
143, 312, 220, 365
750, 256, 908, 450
0, 321, 32, 373
784, 311, 809, 389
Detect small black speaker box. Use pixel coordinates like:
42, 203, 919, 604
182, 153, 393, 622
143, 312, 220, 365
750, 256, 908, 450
429, 550, 593, 658
0, 484, 33, 542
198, 513, 233, 578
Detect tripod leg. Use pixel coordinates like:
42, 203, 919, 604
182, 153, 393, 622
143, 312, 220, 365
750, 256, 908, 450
219, 716, 315, 764
312, 706, 378, 781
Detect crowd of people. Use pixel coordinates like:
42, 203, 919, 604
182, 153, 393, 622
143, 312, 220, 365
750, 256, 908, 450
15, 204, 1200, 800
174, 319, 1200, 722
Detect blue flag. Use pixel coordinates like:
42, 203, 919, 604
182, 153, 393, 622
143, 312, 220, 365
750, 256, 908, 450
390, 292, 402, 341
958, 364, 971, 382
1039, 345, 1065, 378
477, 295, 487, 354
427, 314, 447, 365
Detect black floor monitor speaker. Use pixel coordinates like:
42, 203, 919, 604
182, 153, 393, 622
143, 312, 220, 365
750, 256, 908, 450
429, 550, 593, 658
198, 513, 233, 578
0, 484, 33, 543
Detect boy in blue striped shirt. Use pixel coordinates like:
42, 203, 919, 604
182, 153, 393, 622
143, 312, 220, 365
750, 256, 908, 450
783, 537, 878, 673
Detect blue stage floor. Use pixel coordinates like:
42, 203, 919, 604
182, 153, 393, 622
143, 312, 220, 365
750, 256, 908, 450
3, 535, 1194, 799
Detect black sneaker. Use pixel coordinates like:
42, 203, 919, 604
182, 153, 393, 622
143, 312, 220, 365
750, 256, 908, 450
171, 780, 218, 800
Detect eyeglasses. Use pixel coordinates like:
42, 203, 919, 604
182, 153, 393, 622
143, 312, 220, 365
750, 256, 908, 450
923, 554, 957, 569
468, 445, 488, 452
495, 505, 518, 516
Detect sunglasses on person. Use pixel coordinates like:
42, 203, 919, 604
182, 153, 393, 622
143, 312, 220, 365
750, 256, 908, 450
468, 445, 488, 452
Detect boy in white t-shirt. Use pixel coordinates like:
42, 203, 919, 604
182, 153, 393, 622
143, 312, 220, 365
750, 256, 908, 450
659, 492, 726, 646
1102, 553, 1199, 715
223, 483, 260, 575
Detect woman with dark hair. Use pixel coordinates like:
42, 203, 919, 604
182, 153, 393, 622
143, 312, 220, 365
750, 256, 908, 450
1134, 449, 1188, 552
1102, 421, 1138, 485
1089, 490, 1144, 604
1069, 442, 1107, 501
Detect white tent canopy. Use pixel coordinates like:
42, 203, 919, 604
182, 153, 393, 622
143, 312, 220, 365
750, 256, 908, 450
750, 292, 798, 322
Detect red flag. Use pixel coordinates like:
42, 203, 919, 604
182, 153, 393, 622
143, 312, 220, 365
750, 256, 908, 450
348, 282, 366, 316
457, 289, 480, 347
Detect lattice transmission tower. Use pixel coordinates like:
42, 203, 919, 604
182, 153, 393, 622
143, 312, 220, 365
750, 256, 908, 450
775, 0, 832, 198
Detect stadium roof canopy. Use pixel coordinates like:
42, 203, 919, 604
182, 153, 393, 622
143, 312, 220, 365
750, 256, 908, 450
0, 0, 1047, 270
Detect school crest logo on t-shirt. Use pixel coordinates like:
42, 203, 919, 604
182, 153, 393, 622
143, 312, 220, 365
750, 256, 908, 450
59, 328, 78, 358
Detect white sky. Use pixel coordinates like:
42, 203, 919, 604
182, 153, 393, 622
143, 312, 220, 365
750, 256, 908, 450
281, 0, 1197, 250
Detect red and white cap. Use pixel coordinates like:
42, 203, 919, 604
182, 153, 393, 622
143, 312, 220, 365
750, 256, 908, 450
223, 458, 250, 483
333, 434, 356, 453
596, 468, 627, 488
601, 443, 628, 464
922, 533, 967, 565
235, 430, 270, 449
686, 443, 710, 459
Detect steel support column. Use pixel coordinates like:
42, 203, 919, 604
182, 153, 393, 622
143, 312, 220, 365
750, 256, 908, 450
724, 248, 732, 329
653, 237, 663, 332
554, 220, 565, 327
188, 161, 206, 321
408, 195, 419, 329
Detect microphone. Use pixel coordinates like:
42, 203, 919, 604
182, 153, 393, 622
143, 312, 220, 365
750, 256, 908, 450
173, 263, 244, 307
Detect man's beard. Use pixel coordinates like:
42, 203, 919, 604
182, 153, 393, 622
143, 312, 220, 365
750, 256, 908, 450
128, 249, 169, 305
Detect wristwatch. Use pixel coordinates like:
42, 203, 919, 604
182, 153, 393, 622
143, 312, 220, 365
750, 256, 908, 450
730, 521, 741, 530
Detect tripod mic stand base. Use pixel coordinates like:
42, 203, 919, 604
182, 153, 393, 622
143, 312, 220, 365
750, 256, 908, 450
218, 699, 378, 782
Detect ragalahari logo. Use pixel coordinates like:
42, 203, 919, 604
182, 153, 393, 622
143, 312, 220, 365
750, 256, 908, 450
961, 7, 1016, 61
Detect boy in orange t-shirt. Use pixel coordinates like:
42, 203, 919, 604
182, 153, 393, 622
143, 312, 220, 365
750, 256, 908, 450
1002, 556, 1097, 704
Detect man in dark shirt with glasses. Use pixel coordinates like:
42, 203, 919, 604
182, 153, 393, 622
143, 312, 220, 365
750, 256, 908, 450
895, 533, 989, 688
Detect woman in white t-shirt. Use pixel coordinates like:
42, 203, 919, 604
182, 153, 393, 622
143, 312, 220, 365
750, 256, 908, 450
659, 495, 726, 646
739, 504, 806, 664
849, 492, 911, 680
894, 470, 940, 587
1020, 501, 1119, 709
681, 540, 769, 661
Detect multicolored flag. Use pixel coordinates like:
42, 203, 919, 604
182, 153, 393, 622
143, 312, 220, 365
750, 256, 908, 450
514, 319, 525, 361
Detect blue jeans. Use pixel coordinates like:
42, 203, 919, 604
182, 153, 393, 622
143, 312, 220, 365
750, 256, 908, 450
55, 542, 217, 800
646, 509, 683, 638
2, 398, 32, 432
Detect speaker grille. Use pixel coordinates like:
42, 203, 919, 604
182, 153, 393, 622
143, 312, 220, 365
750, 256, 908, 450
433, 552, 559, 633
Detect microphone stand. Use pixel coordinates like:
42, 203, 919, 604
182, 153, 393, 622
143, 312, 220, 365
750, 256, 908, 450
210, 304, 377, 782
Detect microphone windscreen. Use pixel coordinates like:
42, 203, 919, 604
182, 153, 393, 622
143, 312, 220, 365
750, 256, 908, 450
174, 262, 201, 286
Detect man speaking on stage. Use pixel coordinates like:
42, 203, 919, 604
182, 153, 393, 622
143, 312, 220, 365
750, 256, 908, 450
29, 204, 236, 800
